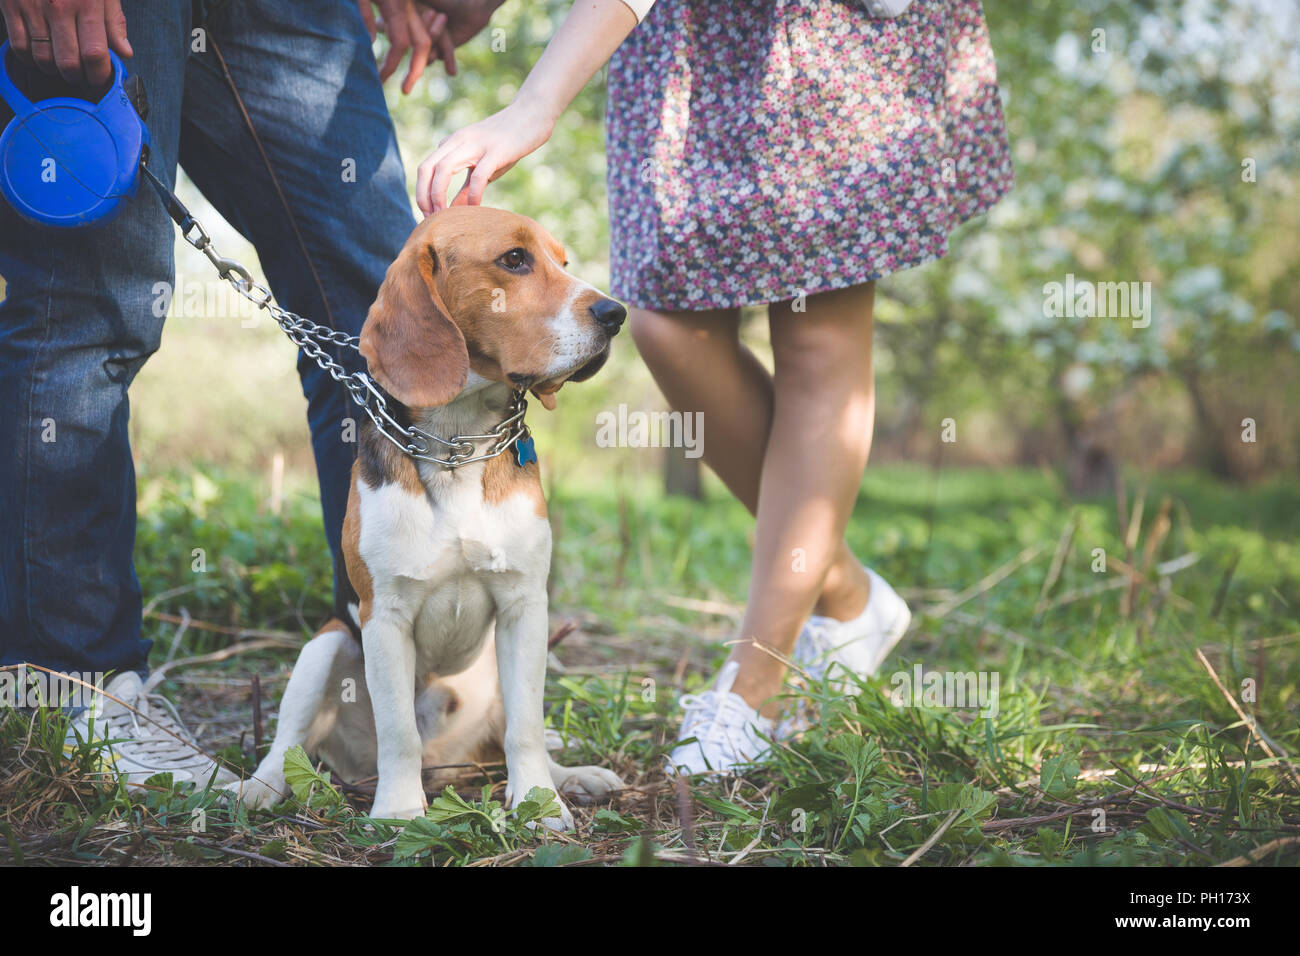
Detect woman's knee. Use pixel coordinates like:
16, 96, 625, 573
629, 308, 687, 358
629, 307, 738, 364
769, 284, 875, 374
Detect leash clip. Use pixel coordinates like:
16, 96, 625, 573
200, 240, 253, 287
176, 213, 251, 286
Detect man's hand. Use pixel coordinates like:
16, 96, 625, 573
0, 0, 132, 87
417, 0, 503, 49
360, 0, 454, 93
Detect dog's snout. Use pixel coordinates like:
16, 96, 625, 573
589, 298, 627, 335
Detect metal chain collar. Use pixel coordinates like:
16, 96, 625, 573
142, 164, 530, 469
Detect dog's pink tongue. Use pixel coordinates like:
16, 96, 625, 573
533, 390, 557, 411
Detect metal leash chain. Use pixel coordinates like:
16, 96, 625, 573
139, 162, 530, 469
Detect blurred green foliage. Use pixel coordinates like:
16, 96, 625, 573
379, 0, 1300, 485
131, 1, 1298, 486
134, 462, 1300, 653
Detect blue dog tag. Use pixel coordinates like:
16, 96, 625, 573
514, 435, 537, 467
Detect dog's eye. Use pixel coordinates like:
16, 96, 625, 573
497, 248, 532, 274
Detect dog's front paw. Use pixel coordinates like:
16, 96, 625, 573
538, 798, 576, 832
222, 761, 288, 811
369, 781, 428, 823
553, 764, 623, 805
369, 787, 427, 823
368, 802, 426, 822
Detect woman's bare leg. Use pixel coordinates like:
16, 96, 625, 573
629, 305, 872, 625
725, 283, 877, 711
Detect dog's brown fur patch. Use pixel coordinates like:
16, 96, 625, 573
314, 617, 352, 638
356, 415, 424, 497
480, 452, 546, 519
342, 465, 374, 628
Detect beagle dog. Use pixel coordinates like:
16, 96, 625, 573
227, 207, 625, 828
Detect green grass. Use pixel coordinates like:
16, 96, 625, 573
2, 464, 1297, 866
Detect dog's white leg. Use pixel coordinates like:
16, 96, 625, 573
230, 626, 351, 810
364, 613, 427, 821
364, 616, 423, 816
493, 591, 573, 830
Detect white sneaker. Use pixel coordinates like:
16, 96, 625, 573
65, 671, 236, 789
667, 661, 774, 776
794, 567, 912, 684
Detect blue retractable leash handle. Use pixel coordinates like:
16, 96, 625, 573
0, 38, 225, 277
0, 39, 154, 228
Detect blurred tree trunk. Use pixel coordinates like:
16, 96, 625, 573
1184, 367, 1235, 481
1066, 436, 1117, 498
878, 278, 953, 459
663, 451, 702, 499
1055, 357, 1117, 498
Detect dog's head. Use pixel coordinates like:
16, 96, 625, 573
359, 206, 624, 411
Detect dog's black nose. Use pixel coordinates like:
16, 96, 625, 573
590, 298, 627, 334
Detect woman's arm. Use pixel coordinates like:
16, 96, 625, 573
416, 0, 645, 214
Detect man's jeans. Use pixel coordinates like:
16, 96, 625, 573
0, 1, 415, 673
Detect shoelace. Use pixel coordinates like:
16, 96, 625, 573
677, 663, 764, 764
795, 616, 841, 681
94, 691, 203, 763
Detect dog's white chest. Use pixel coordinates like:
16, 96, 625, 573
359, 475, 544, 574
356, 473, 550, 674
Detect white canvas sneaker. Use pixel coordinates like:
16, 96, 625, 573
794, 567, 912, 684
668, 661, 774, 776
65, 671, 236, 789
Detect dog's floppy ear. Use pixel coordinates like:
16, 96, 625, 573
360, 244, 468, 408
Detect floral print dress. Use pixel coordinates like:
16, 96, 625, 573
606, 0, 1015, 311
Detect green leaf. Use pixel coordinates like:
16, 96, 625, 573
620, 837, 659, 867
532, 844, 592, 867
170, 840, 205, 861
1142, 807, 1196, 843
692, 793, 761, 824
1039, 752, 1081, 798
771, 782, 836, 823
516, 786, 563, 824
281, 746, 343, 809
827, 735, 881, 784
1036, 826, 1064, 862
928, 783, 997, 829
142, 772, 176, 793
394, 817, 445, 860
592, 808, 641, 834
170, 838, 220, 861
424, 786, 484, 824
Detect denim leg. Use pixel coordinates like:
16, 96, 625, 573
179, 0, 415, 618
0, 4, 192, 673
